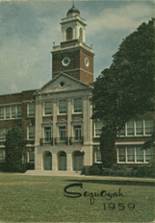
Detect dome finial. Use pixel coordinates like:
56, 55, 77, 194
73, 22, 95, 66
72, 0, 75, 8
67, 1, 80, 17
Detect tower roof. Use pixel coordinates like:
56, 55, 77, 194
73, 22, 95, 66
66, 3, 80, 17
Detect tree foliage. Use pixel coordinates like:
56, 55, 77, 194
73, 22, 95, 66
92, 19, 155, 167
5, 127, 26, 172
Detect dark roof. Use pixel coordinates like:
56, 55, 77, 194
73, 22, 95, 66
67, 5, 80, 16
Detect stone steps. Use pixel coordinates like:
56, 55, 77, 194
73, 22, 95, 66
25, 170, 81, 176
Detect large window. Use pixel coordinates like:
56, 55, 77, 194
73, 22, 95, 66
118, 120, 154, 137
27, 103, 35, 117
44, 127, 52, 143
59, 100, 67, 114
94, 146, 102, 163
59, 126, 66, 141
27, 126, 35, 140
117, 145, 152, 163
0, 105, 22, 120
74, 125, 82, 140
44, 102, 52, 115
73, 98, 82, 113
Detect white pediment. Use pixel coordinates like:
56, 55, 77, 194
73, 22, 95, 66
39, 73, 91, 94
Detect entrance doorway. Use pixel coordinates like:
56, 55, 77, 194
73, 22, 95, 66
43, 151, 52, 170
73, 151, 84, 171
58, 151, 67, 170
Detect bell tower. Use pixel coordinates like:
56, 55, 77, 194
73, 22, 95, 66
51, 4, 94, 85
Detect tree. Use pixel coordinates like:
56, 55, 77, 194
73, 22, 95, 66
92, 19, 155, 168
5, 127, 26, 172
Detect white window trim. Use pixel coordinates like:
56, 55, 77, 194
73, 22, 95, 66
27, 126, 35, 140
43, 102, 53, 116
27, 103, 35, 117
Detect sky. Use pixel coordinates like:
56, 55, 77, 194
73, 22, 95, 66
0, 0, 154, 94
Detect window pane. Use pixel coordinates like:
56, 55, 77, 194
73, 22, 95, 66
6, 106, 10, 119
17, 105, 22, 118
127, 146, 135, 162
59, 126, 66, 140
94, 121, 102, 137
0, 107, 4, 120
11, 106, 16, 118
145, 148, 152, 162
136, 146, 144, 162
136, 120, 143, 135
127, 121, 134, 136
44, 127, 51, 143
27, 103, 35, 117
145, 120, 153, 135
118, 147, 126, 162
74, 98, 82, 112
28, 126, 35, 140
44, 102, 52, 115
0, 129, 6, 141
96, 148, 102, 162
59, 101, 67, 113
0, 149, 5, 161
74, 125, 82, 140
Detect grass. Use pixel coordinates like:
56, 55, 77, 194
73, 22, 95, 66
0, 174, 154, 222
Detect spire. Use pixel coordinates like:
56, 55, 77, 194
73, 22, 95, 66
67, 1, 80, 17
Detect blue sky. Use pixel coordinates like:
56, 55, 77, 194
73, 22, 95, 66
0, 0, 154, 94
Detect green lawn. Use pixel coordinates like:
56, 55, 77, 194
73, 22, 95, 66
0, 174, 154, 222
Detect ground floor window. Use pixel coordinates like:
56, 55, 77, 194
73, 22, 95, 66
117, 145, 152, 164
0, 149, 5, 162
94, 146, 102, 163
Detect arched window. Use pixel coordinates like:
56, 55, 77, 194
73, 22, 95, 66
66, 27, 73, 41
79, 28, 83, 42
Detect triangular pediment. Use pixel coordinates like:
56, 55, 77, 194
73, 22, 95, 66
38, 72, 91, 94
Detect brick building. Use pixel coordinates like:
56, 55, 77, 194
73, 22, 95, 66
0, 5, 153, 172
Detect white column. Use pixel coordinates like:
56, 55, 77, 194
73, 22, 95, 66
52, 153, 58, 171
67, 153, 73, 171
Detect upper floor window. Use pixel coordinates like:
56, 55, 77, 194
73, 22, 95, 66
66, 27, 73, 41
118, 120, 154, 137
44, 126, 52, 143
73, 98, 82, 113
59, 126, 66, 141
27, 103, 35, 117
59, 100, 67, 114
74, 125, 82, 140
0, 107, 4, 120
0, 105, 21, 120
44, 102, 52, 116
27, 126, 35, 140
94, 121, 102, 137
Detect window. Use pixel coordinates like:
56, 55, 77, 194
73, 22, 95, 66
59, 126, 66, 141
145, 148, 152, 162
79, 28, 83, 42
17, 105, 22, 118
6, 106, 11, 119
126, 121, 134, 136
95, 147, 102, 163
118, 147, 126, 162
127, 146, 135, 162
44, 127, 52, 143
136, 146, 144, 162
74, 125, 82, 140
66, 27, 73, 40
117, 146, 152, 164
0, 129, 6, 141
11, 105, 16, 119
73, 98, 82, 113
27, 103, 35, 117
0, 107, 4, 120
29, 150, 34, 162
27, 126, 35, 140
94, 121, 102, 137
59, 100, 67, 113
0, 150, 5, 161
136, 120, 143, 135
44, 102, 52, 115
145, 120, 153, 135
